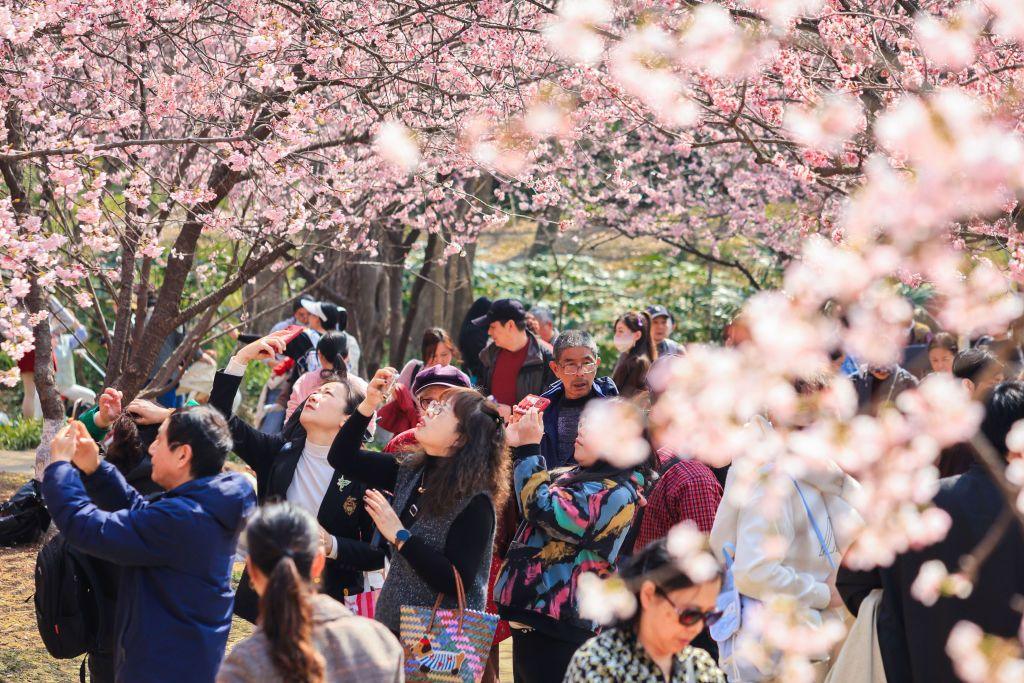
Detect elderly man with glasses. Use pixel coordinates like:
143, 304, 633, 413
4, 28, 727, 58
538, 330, 619, 469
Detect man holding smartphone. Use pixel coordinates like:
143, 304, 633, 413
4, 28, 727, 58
473, 298, 555, 419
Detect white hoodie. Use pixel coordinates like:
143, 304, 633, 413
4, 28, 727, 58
710, 462, 862, 618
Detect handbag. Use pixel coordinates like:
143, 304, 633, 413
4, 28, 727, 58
824, 589, 887, 683
400, 566, 499, 683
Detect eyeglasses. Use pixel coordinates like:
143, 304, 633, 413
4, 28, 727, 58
655, 586, 722, 627
423, 400, 448, 419
557, 361, 597, 375
418, 397, 437, 412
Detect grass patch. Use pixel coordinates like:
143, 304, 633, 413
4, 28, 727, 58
0, 417, 42, 450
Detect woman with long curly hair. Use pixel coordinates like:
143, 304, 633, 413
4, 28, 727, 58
327, 368, 510, 636
218, 502, 403, 682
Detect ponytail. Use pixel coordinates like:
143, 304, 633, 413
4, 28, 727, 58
260, 556, 325, 683
316, 331, 349, 382
245, 502, 326, 683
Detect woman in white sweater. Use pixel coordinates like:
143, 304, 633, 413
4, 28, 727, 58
710, 387, 863, 683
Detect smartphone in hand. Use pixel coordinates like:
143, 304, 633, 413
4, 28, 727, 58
517, 394, 551, 412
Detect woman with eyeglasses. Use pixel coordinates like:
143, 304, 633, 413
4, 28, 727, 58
326, 367, 510, 639
496, 401, 652, 683
565, 538, 726, 682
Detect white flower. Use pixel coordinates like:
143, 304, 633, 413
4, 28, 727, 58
576, 572, 636, 625
373, 121, 420, 172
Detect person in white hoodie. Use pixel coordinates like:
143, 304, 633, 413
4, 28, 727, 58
709, 378, 862, 682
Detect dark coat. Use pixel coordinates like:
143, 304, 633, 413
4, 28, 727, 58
209, 370, 384, 621
458, 296, 492, 381
42, 460, 255, 683
478, 331, 555, 403
837, 465, 1024, 683
539, 376, 618, 469
851, 365, 919, 415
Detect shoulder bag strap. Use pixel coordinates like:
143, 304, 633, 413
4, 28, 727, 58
792, 480, 837, 571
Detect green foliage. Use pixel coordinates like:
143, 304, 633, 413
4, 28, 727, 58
475, 251, 758, 365
0, 417, 42, 451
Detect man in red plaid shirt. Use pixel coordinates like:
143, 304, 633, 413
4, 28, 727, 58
633, 447, 723, 552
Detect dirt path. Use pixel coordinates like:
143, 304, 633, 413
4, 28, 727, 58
0, 450, 35, 476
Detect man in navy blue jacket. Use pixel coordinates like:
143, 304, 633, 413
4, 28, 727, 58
539, 330, 618, 469
42, 406, 255, 683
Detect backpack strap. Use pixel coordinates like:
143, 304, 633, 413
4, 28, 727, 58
721, 542, 736, 570
792, 480, 837, 571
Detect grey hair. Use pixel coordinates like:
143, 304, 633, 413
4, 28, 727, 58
553, 330, 599, 361
530, 306, 554, 325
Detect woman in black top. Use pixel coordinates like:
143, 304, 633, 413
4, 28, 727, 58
209, 331, 384, 623
327, 368, 509, 635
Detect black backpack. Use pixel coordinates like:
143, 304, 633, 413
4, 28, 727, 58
0, 478, 51, 547
34, 532, 104, 660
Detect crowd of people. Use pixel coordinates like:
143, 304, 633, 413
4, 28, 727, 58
24, 292, 1024, 683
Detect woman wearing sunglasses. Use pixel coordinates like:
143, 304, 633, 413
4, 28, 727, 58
565, 538, 726, 682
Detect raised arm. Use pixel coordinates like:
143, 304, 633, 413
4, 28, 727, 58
208, 331, 295, 472
327, 368, 400, 490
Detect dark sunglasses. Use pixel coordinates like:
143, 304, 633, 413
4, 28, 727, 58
655, 585, 722, 627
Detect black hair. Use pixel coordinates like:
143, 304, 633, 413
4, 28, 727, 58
245, 502, 325, 683
316, 331, 349, 381
319, 303, 347, 333
953, 347, 1003, 383
292, 297, 307, 314
617, 537, 721, 628
929, 332, 958, 354
980, 381, 1024, 459
165, 405, 233, 478
104, 413, 145, 476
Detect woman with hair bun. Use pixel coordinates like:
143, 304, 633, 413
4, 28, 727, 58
218, 502, 403, 683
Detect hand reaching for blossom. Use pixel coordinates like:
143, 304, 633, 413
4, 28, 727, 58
94, 388, 123, 429
232, 330, 292, 365
126, 399, 173, 425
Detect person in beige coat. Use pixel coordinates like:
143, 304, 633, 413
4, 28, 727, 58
218, 502, 403, 683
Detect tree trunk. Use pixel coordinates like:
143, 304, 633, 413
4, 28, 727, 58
26, 277, 66, 480
244, 267, 286, 334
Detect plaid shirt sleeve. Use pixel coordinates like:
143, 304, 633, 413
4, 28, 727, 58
634, 459, 723, 552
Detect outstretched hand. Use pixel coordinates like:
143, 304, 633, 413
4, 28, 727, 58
233, 330, 292, 365
126, 398, 173, 425
94, 388, 123, 429
359, 367, 398, 415
70, 421, 101, 475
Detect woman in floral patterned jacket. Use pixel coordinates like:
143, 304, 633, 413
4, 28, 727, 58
496, 406, 650, 683
565, 538, 726, 683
